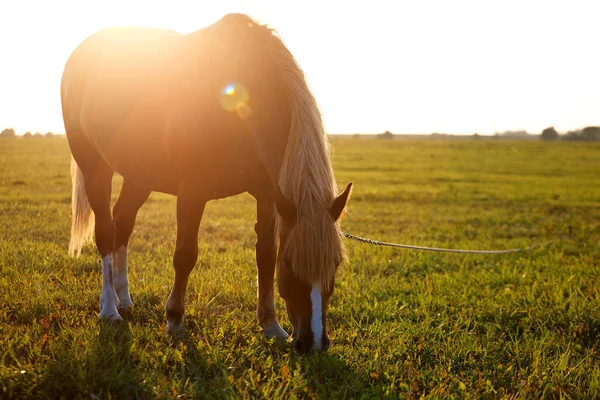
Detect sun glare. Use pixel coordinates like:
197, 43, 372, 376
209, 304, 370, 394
224, 85, 236, 96
220, 83, 252, 120
0, 1, 598, 135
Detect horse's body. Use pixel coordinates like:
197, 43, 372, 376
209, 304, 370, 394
61, 14, 352, 352
63, 24, 280, 197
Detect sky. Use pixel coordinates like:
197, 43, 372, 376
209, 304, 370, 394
0, 0, 598, 136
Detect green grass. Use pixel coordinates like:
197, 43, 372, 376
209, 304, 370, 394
0, 137, 599, 399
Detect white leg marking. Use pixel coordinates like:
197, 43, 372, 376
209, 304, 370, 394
310, 283, 323, 350
113, 245, 133, 310
99, 255, 122, 321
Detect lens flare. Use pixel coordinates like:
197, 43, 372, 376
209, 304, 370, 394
220, 82, 251, 120
225, 85, 235, 96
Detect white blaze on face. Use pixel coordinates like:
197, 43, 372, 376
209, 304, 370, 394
310, 283, 323, 350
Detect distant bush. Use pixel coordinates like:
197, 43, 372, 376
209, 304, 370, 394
541, 127, 558, 141
0, 128, 16, 138
378, 130, 394, 139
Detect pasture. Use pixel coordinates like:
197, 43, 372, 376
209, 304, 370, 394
0, 137, 599, 398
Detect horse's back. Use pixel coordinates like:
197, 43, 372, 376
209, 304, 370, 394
61, 18, 290, 197
61, 26, 181, 126
62, 26, 180, 98
62, 27, 184, 194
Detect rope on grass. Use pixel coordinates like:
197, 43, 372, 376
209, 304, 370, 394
342, 232, 563, 254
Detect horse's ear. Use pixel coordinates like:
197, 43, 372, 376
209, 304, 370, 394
330, 182, 353, 221
275, 186, 297, 224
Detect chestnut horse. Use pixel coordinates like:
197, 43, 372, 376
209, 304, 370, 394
61, 13, 352, 352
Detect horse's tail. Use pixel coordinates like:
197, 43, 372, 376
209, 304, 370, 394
69, 157, 95, 257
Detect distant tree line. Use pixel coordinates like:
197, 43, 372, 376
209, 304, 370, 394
371, 126, 600, 142
1, 128, 55, 138
4, 126, 599, 141
541, 126, 600, 142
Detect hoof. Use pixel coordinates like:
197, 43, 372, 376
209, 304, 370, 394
99, 309, 123, 322
117, 297, 134, 309
167, 318, 184, 336
100, 289, 121, 322
118, 305, 134, 318
167, 322, 185, 340
264, 323, 289, 339
166, 306, 184, 336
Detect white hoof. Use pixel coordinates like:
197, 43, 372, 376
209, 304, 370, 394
117, 296, 134, 311
264, 323, 289, 339
100, 287, 121, 321
99, 308, 123, 321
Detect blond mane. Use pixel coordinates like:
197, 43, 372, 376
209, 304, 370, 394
247, 17, 346, 289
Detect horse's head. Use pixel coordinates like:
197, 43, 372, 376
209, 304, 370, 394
275, 182, 353, 353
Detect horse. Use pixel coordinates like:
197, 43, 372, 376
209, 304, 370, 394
61, 13, 353, 353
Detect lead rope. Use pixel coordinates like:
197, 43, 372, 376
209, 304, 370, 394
238, 106, 566, 255
342, 232, 564, 254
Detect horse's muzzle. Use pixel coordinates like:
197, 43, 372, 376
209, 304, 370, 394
293, 335, 330, 354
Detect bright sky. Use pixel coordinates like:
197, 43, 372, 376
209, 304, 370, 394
0, 0, 598, 136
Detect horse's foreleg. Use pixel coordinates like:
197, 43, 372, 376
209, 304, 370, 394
112, 180, 151, 313
255, 195, 288, 339
166, 191, 206, 334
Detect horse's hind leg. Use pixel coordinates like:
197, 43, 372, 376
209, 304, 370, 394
66, 124, 119, 320
253, 193, 288, 339
78, 156, 120, 320
112, 179, 151, 313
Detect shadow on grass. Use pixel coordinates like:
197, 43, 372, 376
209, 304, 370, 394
269, 348, 371, 398
165, 322, 370, 398
39, 320, 149, 399
174, 335, 237, 396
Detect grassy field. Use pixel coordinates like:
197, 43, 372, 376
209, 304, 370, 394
0, 137, 599, 399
